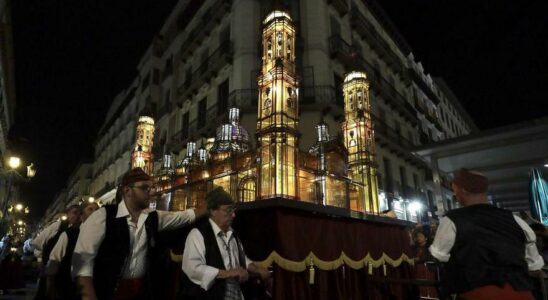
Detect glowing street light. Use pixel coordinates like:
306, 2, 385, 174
15, 203, 23, 211
27, 163, 36, 178
88, 197, 95, 203
8, 156, 21, 169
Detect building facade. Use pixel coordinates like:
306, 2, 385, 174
0, 0, 15, 207
44, 0, 478, 225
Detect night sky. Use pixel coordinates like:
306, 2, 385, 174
9, 1, 548, 223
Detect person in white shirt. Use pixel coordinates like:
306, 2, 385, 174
32, 204, 81, 300
181, 187, 270, 300
72, 167, 206, 300
429, 168, 543, 300
46, 201, 99, 299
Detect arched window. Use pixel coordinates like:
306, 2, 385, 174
239, 177, 256, 202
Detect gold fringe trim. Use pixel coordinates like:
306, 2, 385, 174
170, 250, 414, 272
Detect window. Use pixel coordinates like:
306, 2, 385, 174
330, 16, 341, 36
181, 112, 189, 140
197, 98, 207, 129
383, 157, 393, 194
239, 178, 256, 202
413, 173, 419, 190
201, 48, 209, 66
152, 69, 160, 85
164, 90, 171, 107
399, 166, 407, 188
220, 25, 230, 43
334, 73, 344, 107
185, 67, 192, 88
141, 73, 150, 90
217, 79, 229, 116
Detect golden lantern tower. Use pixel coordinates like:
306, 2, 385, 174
257, 11, 299, 199
131, 116, 155, 175
341, 71, 379, 213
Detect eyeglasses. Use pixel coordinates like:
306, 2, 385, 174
130, 184, 152, 192
220, 206, 236, 214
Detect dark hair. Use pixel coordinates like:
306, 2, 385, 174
206, 187, 235, 210
79, 201, 99, 211
66, 204, 81, 213
115, 185, 124, 204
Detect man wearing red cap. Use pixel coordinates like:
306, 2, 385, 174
430, 168, 544, 300
72, 168, 206, 300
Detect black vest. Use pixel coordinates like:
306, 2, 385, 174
42, 220, 69, 265
55, 226, 80, 300
440, 204, 531, 295
92, 205, 159, 300
180, 219, 246, 300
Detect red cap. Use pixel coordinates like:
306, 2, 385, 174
452, 168, 488, 194
121, 168, 151, 187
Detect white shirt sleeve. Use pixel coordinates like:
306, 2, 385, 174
49, 232, 68, 263
182, 228, 220, 291
72, 207, 107, 278
513, 215, 545, 271
32, 221, 61, 252
157, 209, 196, 231
429, 216, 456, 262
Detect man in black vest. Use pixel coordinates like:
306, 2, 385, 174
181, 187, 270, 300
429, 168, 544, 299
33, 204, 81, 300
72, 167, 206, 300
46, 201, 99, 299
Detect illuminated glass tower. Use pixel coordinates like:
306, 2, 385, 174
131, 116, 155, 175
341, 71, 379, 213
257, 11, 299, 199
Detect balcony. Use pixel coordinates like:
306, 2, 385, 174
156, 101, 173, 119
300, 85, 338, 106
425, 110, 438, 125
433, 118, 444, 132
350, 10, 401, 70
180, 0, 232, 62
167, 105, 226, 153
328, 35, 355, 68
414, 98, 427, 115
95, 181, 115, 198
407, 67, 440, 105
162, 64, 173, 81
419, 131, 431, 145
177, 41, 234, 103
372, 114, 425, 167
229, 89, 258, 112
327, 0, 349, 16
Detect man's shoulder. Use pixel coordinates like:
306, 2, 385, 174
446, 204, 513, 222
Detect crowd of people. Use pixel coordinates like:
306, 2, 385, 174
22, 167, 271, 300
2, 167, 548, 300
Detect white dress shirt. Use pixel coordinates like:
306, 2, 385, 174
182, 219, 252, 291
45, 232, 69, 275
32, 221, 61, 259
72, 200, 196, 279
49, 232, 68, 264
430, 215, 544, 271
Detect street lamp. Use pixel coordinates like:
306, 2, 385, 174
27, 163, 36, 178
1, 155, 37, 219
8, 156, 21, 169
